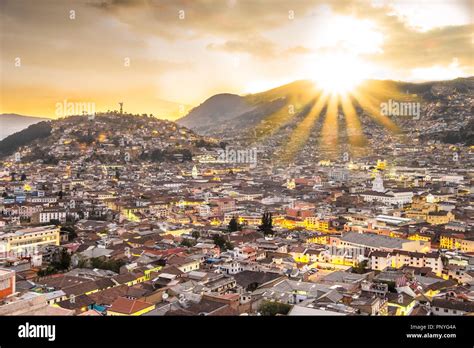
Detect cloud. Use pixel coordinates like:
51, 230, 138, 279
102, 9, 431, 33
207, 35, 278, 58
0, 0, 472, 118
324, 0, 474, 78
86, 0, 319, 39
207, 38, 313, 59
283, 45, 313, 56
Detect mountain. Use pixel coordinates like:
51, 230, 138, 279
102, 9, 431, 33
0, 112, 217, 164
177, 80, 316, 134
0, 114, 50, 140
178, 93, 254, 129
0, 121, 52, 158
177, 78, 474, 144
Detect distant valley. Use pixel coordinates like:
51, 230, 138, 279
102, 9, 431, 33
0, 114, 50, 140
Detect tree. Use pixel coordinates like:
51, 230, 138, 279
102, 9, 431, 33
76, 257, 89, 269
42, 155, 59, 165
20, 173, 27, 181
181, 149, 193, 161
90, 257, 125, 273
352, 260, 368, 274
213, 235, 233, 251
180, 238, 196, 247
441, 255, 449, 267
227, 216, 241, 232
37, 266, 56, 277
191, 231, 200, 239
150, 149, 165, 162
258, 301, 292, 316
61, 226, 77, 241
49, 219, 61, 226
51, 249, 71, 271
258, 212, 274, 236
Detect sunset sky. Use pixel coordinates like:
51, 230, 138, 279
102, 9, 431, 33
0, 0, 473, 119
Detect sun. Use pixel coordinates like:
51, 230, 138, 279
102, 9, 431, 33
311, 54, 370, 95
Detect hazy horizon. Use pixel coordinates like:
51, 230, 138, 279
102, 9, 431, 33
2, 75, 473, 120
1, 0, 473, 119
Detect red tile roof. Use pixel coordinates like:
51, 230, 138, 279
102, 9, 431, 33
108, 297, 154, 315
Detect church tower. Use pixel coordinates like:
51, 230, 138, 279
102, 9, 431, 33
372, 174, 385, 192
192, 165, 198, 179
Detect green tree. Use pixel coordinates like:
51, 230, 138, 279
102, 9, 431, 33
52, 249, 71, 271
61, 226, 77, 241
90, 257, 125, 273
258, 301, 292, 316
258, 212, 274, 236
77, 257, 89, 268
213, 235, 233, 251
49, 219, 61, 226
352, 260, 368, 274
90, 257, 104, 269
192, 231, 200, 239
441, 255, 449, 266
37, 266, 56, 277
227, 216, 241, 232
181, 149, 193, 161
180, 238, 196, 247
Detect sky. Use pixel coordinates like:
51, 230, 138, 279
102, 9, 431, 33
0, 0, 473, 119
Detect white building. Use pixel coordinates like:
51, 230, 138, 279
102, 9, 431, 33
35, 210, 67, 223
0, 225, 60, 256
370, 250, 443, 276
359, 175, 413, 206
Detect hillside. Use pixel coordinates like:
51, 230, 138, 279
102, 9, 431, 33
178, 93, 254, 129
0, 114, 50, 140
0, 121, 52, 158
177, 78, 474, 146
177, 80, 316, 133
0, 112, 217, 164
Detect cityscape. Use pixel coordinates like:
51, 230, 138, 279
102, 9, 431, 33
0, 0, 473, 331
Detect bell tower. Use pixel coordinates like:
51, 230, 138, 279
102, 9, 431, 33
372, 174, 385, 192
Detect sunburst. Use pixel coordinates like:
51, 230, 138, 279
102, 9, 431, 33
249, 58, 421, 163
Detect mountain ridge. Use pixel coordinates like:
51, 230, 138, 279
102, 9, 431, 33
176, 77, 474, 141
0, 113, 50, 140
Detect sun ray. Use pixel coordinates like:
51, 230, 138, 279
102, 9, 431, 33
249, 82, 317, 143
250, 101, 291, 141
351, 89, 400, 133
279, 92, 329, 162
249, 77, 412, 164
357, 80, 419, 103
319, 93, 340, 158
340, 94, 366, 148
